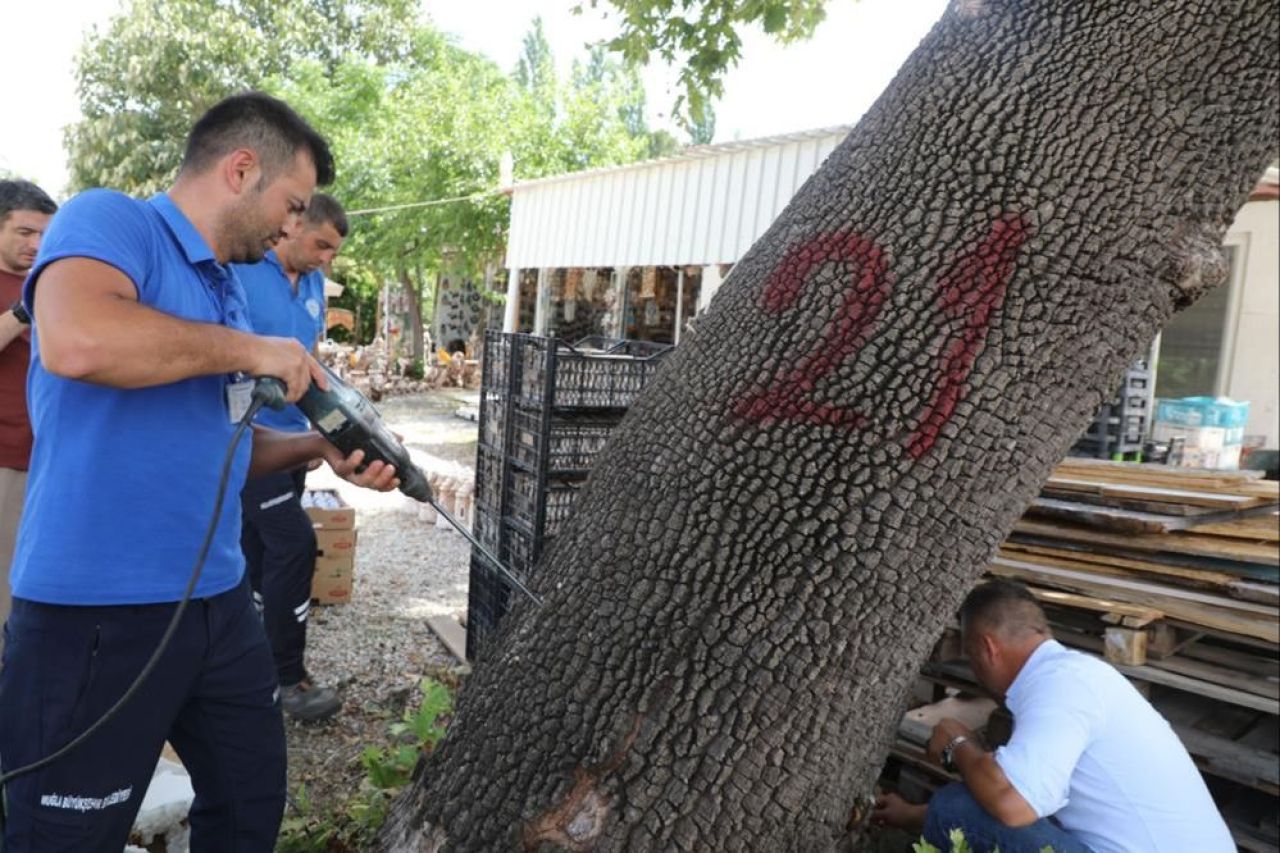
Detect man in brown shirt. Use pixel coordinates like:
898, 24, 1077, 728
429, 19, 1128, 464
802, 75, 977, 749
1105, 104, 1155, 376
0, 179, 57, 643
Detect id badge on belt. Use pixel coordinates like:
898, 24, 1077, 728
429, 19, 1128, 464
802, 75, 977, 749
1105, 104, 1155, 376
226, 373, 255, 424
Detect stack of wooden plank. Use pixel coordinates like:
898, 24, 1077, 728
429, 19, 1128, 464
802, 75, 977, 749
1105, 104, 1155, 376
890, 459, 1280, 851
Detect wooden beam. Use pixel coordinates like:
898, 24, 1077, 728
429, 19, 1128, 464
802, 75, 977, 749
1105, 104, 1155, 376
1014, 519, 1280, 567
1104, 627, 1148, 665
989, 557, 1280, 643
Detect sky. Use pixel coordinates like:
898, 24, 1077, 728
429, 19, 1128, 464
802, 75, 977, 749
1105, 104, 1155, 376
1, 0, 949, 198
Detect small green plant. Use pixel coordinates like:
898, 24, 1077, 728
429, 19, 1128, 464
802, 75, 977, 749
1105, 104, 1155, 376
360, 678, 453, 789
275, 676, 456, 851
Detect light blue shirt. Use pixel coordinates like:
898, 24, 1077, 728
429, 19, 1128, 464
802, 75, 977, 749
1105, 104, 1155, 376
16, 190, 253, 604
232, 251, 326, 432
995, 640, 1234, 853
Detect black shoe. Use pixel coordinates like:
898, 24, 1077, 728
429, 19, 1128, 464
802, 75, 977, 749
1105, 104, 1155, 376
280, 678, 341, 722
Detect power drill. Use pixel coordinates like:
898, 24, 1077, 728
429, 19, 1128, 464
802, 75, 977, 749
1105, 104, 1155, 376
253, 365, 432, 501
252, 368, 542, 605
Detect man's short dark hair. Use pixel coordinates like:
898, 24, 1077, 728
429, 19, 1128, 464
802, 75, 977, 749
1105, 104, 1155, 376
960, 580, 1050, 641
181, 91, 335, 186
0, 180, 58, 225
303, 193, 348, 238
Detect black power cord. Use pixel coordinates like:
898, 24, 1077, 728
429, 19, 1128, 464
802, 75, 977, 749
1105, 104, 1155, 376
0, 394, 268, 837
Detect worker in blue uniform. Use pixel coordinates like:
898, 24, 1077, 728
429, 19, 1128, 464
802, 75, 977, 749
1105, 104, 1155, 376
234, 193, 348, 722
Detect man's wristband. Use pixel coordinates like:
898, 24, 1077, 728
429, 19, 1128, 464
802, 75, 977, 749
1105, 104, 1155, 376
941, 734, 972, 772
9, 300, 31, 325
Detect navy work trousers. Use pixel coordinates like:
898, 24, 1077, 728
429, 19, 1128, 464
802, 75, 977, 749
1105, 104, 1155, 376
0, 578, 286, 851
240, 468, 317, 687
924, 783, 1092, 853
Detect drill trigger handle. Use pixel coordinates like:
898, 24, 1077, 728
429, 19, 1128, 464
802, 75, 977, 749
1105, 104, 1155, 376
251, 376, 289, 411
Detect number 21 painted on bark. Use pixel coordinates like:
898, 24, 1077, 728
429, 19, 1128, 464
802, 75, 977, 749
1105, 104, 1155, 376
733, 212, 1031, 459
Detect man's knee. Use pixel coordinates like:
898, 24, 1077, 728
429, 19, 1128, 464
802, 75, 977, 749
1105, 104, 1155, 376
924, 783, 981, 845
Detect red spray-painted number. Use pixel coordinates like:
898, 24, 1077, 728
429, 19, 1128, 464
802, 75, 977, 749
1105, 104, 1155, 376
734, 213, 1031, 459
904, 213, 1030, 457
732, 230, 892, 429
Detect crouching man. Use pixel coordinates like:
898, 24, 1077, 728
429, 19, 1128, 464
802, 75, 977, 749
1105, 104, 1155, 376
873, 580, 1233, 853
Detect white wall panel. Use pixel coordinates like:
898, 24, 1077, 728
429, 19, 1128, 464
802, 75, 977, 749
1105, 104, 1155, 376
506, 126, 851, 269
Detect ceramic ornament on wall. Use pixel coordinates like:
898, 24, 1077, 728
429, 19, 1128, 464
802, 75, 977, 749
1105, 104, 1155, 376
640, 267, 658, 300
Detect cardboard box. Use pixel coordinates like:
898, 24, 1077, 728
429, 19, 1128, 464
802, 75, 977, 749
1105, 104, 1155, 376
316, 528, 357, 559
1152, 422, 1231, 452
312, 554, 354, 604
312, 523, 357, 605
302, 489, 355, 530
1151, 423, 1245, 470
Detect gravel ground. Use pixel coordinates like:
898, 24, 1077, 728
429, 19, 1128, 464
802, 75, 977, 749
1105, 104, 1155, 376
282, 389, 479, 824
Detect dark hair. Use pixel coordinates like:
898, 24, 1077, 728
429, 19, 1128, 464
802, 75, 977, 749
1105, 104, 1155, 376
180, 91, 334, 186
0, 180, 58, 224
960, 580, 1050, 640
303, 193, 348, 238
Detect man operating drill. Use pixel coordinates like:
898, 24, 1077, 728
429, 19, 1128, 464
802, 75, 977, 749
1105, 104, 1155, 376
0, 92, 398, 851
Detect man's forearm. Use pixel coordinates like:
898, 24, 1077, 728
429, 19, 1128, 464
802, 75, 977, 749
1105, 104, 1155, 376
0, 310, 23, 351
249, 427, 328, 478
39, 295, 257, 388
954, 744, 1039, 827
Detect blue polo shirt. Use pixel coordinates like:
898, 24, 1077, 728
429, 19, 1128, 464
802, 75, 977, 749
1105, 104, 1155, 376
233, 252, 325, 432
13, 190, 254, 605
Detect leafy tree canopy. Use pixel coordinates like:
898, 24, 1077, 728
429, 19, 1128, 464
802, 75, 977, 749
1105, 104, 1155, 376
66, 2, 672, 337
586, 0, 827, 127
65, 0, 418, 195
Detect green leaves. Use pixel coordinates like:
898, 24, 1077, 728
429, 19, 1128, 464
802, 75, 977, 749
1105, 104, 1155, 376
361, 677, 455, 791
593, 0, 829, 128
66, 2, 665, 341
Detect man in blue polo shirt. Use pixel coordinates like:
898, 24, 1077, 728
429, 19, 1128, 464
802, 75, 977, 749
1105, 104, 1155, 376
0, 92, 398, 851
235, 193, 348, 722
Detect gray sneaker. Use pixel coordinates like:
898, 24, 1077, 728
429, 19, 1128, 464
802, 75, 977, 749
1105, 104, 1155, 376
280, 679, 341, 722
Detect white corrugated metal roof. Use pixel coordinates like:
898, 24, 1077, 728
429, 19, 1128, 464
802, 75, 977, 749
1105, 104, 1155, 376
506, 126, 852, 269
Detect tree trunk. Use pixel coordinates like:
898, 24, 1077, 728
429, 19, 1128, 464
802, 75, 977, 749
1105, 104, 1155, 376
400, 266, 426, 366
381, 2, 1278, 850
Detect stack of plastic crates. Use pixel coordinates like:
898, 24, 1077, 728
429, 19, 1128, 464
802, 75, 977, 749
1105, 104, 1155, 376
1071, 361, 1152, 461
466, 331, 672, 660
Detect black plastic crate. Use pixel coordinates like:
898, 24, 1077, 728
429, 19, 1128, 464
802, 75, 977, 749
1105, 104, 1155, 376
465, 555, 510, 661
1083, 414, 1146, 445
572, 335, 672, 359
473, 447, 504, 513
507, 469, 581, 537
502, 521, 541, 577
1073, 437, 1145, 457
517, 335, 670, 410
511, 408, 618, 473
473, 506, 500, 550
481, 332, 512, 395
541, 484, 582, 536
480, 391, 507, 450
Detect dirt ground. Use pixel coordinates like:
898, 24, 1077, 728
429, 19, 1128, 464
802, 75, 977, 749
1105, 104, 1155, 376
282, 390, 480, 831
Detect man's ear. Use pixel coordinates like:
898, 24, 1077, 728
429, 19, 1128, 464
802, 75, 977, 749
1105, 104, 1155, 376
224, 148, 260, 195
982, 632, 1003, 663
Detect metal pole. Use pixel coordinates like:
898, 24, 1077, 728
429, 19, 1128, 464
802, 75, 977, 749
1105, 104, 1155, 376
533, 268, 550, 335
504, 266, 521, 332
674, 268, 685, 345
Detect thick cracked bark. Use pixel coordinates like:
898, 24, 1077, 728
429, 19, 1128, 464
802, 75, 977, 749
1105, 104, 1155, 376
381, 1, 1279, 849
